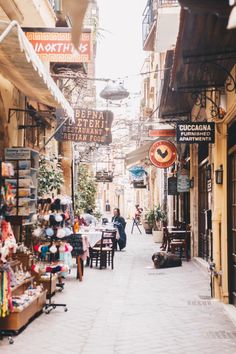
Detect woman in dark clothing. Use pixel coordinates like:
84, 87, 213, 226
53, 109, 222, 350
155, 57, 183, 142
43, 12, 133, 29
112, 208, 127, 250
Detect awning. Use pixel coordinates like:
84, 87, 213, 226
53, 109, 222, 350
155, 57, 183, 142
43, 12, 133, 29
125, 142, 153, 167
171, 2, 236, 92
159, 50, 193, 119
0, 20, 74, 119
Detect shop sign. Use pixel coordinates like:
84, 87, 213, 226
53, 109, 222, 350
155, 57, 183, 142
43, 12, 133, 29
168, 177, 178, 195
24, 28, 91, 62
55, 108, 113, 145
177, 169, 190, 192
149, 140, 177, 169
95, 171, 113, 182
133, 180, 147, 189
176, 122, 215, 144
149, 129, 176, 137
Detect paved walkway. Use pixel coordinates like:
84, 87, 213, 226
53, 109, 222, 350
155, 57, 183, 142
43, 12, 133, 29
1, 222, 236, 353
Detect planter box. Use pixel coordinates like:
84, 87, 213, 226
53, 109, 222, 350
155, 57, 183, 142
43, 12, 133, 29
153, 230, 163, 243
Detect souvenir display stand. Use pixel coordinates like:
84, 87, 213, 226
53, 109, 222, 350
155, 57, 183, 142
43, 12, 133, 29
0, 157, 46, 343
4, 147, 39, 240
0, 259, 47, 343
44, 271, 68, 314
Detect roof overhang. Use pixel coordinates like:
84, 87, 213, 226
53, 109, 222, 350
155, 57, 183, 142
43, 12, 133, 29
125, 142, 153, 168
159, 50, 192, 119
0, 20, 73, 119
171, 1, 236, 92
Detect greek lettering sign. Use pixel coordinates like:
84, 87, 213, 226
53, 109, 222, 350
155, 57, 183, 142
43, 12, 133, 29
177, 169, 190, 192
24, 28, 91, 63
176, 122, 215, 144
55, 108, 113, 145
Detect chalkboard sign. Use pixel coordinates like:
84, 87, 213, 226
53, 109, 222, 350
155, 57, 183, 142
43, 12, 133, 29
168, 177, 178, 195
65, 234, 84, 257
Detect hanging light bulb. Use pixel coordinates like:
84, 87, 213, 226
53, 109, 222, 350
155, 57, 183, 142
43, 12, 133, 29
99, 82, 129, 101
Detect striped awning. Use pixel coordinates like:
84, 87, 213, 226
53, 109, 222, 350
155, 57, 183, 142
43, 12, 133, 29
0, 20, 74, 120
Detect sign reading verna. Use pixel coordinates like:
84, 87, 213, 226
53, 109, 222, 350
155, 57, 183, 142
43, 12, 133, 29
176, 122, 215, 143
55, 108, 113, 145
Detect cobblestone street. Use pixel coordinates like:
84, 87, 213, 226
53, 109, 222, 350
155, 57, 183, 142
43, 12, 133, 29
1, 223, 236, 354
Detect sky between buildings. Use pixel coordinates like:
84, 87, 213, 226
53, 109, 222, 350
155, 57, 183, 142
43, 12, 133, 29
95, 0, 147, 97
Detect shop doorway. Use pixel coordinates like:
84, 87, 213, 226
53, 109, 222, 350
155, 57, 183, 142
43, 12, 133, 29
199, 163, 212, 260
228, 121, 236, 305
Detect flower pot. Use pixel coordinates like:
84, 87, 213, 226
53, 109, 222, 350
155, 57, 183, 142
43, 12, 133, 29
153, 230, 163, 243
142, 220, 153, 235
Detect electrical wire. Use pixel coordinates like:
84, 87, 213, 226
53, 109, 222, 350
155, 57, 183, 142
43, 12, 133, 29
51, 67, 171, 83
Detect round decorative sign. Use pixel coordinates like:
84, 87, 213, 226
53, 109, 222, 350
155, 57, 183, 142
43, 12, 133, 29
149, 140, 177, 168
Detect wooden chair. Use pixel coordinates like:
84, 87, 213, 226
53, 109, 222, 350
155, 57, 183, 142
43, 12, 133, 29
169, 226, 191, 261
90, 230, 117, 269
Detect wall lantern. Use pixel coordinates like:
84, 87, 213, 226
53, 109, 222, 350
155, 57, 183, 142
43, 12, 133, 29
206, 164, 211, 180
189, 177, 194, 189
215, 165, 223, 184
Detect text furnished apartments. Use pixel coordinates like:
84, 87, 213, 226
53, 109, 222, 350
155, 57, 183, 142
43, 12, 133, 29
55, 108, 113, 145
176, 122, 215, 143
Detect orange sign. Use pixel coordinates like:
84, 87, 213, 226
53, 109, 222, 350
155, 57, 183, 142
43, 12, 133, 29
149, 129, 176, 137
149, 140, 177, 168
24, 29, 91, 62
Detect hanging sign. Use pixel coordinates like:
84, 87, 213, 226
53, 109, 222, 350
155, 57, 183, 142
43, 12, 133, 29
168, 177, 178, 195
149, 129, 176, 137
149, 140, 177, 168
176, 122, 215, 143
24, 28, 91, 63
55, 108, 113, 145
177, 169, 190, 192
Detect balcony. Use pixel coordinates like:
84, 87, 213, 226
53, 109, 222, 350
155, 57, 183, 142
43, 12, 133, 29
142, 0, 156, 51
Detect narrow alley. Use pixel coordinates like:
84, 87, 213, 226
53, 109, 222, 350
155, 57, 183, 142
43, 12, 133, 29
1, 223, 236, 354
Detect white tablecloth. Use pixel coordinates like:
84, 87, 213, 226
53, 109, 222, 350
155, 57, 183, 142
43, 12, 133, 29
82, 231, 103, 247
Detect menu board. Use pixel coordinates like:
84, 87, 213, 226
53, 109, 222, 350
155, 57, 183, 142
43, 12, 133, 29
66, 234, 84, 257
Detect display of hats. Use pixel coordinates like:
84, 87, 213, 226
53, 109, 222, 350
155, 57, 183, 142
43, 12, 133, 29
44, 214, 50, 222
45, 227, 54, 237
49, 244, 57, 253
55, 214, 63, 222
60, 197, 68, 205
34, 245, 39, 252
64, 227, 73, 236
33, 227, 43, 237
32, 214, 38, 222
57, 228, 66, 239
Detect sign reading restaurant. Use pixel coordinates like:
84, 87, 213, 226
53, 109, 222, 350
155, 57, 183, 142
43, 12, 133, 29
176, 122, 215, 144
55, 108, 113, 145
24, 28, 91, 62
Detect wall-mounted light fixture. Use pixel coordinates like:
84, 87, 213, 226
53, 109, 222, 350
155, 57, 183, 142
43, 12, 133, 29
206, 164, 211, 180
215, 165, 223, 184
190, 177, 194, 188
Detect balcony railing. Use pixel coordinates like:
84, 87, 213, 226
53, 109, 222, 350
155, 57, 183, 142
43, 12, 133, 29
158, 0, 179, 6
142, 0, 155, 46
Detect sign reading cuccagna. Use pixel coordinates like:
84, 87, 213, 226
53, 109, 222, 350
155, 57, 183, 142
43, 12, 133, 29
176, 122, 215, 144
149, 140, 177, 168
55, 108, 113, 145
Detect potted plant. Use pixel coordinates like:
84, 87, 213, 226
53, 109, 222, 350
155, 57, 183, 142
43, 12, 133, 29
153, 205, 167, 243
142, 208, 155, 234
